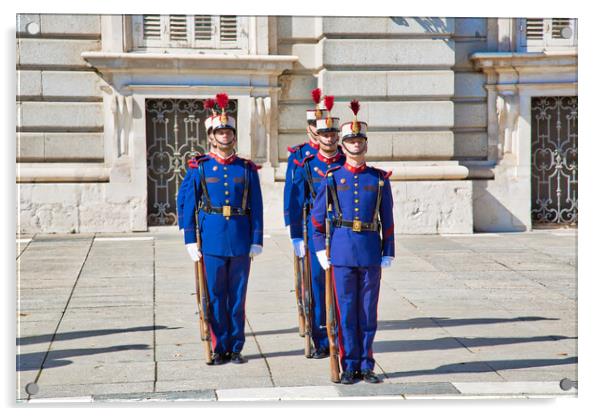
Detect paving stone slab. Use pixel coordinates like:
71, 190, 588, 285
336, 381, 459, 396
26, 382, 155, 400
451, 381, 575, 395
35, 361, 156, 386
93, 389, 216, 402
216, 385, 338, 401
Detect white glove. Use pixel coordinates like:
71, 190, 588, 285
316, 250, 330, 271
250, 244, 263, 258
186, 243, 202, 262
381, 256, 394, 269
291, 238, 306, 258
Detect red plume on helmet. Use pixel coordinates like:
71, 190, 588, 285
215, 93, 229, 110
215, 93, 229, 124
350, 100, 360, 116
324, 95, 334, 112
311, 88, 321, 105
204, 98, 216, 115
311, 88, 322, 119
350, 100, 361, 134
323, 95, 335, 128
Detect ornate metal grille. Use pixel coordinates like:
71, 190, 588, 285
531, 96, 577, 225
145, 98, 237, 226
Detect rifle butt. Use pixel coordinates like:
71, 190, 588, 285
293, 254, 305, 337
330, 353, 341, 383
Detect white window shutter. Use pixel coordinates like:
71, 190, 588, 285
219, 16, 238, 43
142, 15, 162, 40
519, 18, 577, 52
194, 15, 213, 41
133, 14, 246, 51
525, 18, 545, 40
552, 18, 571, 39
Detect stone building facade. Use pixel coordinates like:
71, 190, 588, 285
16, 15, 578, 234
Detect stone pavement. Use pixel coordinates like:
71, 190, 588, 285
16, 228, 578, 401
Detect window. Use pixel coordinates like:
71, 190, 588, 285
519, 18, 577, 52
132, 15, 248, 51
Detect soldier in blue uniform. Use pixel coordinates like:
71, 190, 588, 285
181, 93, 263, 365
177, 98, 218, 229
311, 100, 395, 384
283, 88, 324, 228
289, 95, 346, 358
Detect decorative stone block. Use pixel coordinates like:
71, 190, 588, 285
454, 102, 487, 129
19, 102, 103, 130
17, 70, 42, 97
18, 39, 101, 67
453, 132, 488, 158
323, 17, 454, 36
392, 131, 455, 160
40, 14, 101, 36
17, 133, 44, 161
454, 72, 487, 99
44, 133, 104, 161
323, 39, 455, 68
42, 71, 102, 98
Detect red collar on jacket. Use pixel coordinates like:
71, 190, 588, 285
308, 140, 320, 150
212, 152, 237, 165
344, 162, 367, 174
317, 151, 343, 165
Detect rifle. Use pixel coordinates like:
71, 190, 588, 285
301, 204, 313, 358
194, 184, 214, 364
293, 252, 306, 337
325, 200, 341, 383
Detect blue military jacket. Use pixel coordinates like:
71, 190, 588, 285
283, 141, 319, 226
311, 163, 395, 267
177, 154, 207, 229
181, 153, 263, 257
289, 150, 346, 242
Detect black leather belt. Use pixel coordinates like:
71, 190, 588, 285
333, 218, 380, 232
201, 205, 250, 217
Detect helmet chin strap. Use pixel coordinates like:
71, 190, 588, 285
309, 129, 320, 142
342, 140, 367, 156
214, 136, 236, 147
317, 136, 338, 147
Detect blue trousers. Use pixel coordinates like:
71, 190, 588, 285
331, 265, 381, 372
202, 253, 251, 354
308, 248, 329, 351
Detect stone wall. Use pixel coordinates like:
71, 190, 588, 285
17, 15, 509, 235
275, 17, 480, 233
16, 14, 127, 234
453, 18, 490, 160
17, 14, 104, 163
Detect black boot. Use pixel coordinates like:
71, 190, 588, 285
361, 369, 381, 384
230, 352, 247, 364
311, 347, 329, 359
340, 371, 356, 385
212, 353, 226, 365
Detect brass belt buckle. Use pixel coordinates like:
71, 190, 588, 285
352, 219, 362, 232
223, 205, 231, 217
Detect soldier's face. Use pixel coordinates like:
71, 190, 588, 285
307, 124, 319, 142
214, 128, 236, 150
317, 131, 339, 152
207, 130, 216, 149
342, 137, 367, 156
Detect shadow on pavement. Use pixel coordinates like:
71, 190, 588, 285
373, 335, 576, 353
384, 356, 577, 379
249, 316, 558, 337
17, 325, 180, 346
17, 344, 150, 371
